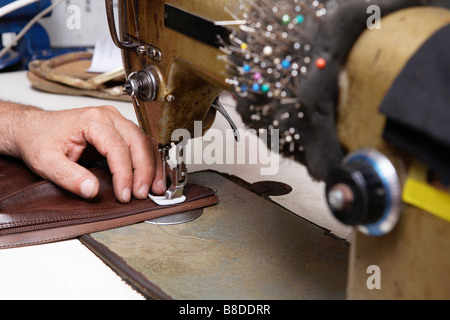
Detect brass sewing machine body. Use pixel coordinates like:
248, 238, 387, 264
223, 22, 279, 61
107, 0, 238, 144
106, 0, 244, 199
107, 0, 450, 298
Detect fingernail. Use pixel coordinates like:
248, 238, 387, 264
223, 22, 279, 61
122, 187, 131, 203
137, 184, 150, 199
81, 179, 95, 198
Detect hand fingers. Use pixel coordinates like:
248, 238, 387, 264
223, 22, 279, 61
107, 113, 157, 199
16, 105, 163, 203
150, 140, 165, 195
84, 106, 160, 202
128, 134, 155, 199
31, 151, 100, 199
85, 123, 134, 203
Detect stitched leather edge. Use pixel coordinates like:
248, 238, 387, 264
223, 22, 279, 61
0, 194, 218, 249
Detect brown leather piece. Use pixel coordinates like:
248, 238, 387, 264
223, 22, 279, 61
0, 156, 218, 249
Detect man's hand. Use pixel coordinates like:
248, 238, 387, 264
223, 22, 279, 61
0, 102, 164, 202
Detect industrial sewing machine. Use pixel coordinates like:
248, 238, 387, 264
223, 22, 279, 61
106, 0, 450, 299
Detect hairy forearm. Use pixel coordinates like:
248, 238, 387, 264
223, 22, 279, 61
0, 100, 43, 158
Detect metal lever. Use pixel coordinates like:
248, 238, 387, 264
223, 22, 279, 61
105, 0, 138, 50
105, 0, 162, 61
211, 97, 240, 142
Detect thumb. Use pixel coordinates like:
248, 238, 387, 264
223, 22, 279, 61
35, 153, 100, 199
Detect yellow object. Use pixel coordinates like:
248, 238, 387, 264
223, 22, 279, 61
403, 162, 450, 222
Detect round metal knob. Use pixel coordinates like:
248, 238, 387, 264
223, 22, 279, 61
325, 160, 386, 226
325, 149, 402, 236
123, 78, 139, 96
123, 69, 159, 101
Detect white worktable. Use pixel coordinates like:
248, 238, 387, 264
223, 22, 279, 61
0, 71, 351, 299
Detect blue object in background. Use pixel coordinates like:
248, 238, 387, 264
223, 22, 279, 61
0, 0, 87, 71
